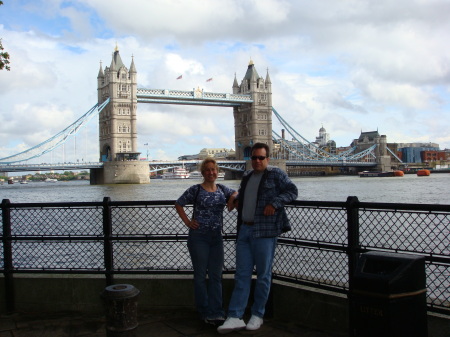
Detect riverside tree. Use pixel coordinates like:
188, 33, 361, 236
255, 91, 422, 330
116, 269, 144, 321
0, 1, 10, 71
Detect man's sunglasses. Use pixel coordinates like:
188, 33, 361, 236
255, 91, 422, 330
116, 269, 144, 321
251, 156, 267, 161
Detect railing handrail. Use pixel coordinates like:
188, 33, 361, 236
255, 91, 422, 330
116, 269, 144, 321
1, 198, 449, 316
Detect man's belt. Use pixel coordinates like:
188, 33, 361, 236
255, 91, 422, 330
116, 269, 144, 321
243, 221, 254, 225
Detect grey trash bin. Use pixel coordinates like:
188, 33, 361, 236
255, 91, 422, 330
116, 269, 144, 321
102, 284, 140, 337
351, 251, 428, 337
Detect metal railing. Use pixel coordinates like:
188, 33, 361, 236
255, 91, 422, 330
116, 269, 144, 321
1, 197, 449, 316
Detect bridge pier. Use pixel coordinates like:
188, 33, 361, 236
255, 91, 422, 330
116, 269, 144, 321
224, 170, 243, 180
377, 155, 392, 172
90, 161, 150, 185
264, 159, 287, 172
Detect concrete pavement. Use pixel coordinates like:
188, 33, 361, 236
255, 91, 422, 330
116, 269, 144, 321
0, 308, 342, 337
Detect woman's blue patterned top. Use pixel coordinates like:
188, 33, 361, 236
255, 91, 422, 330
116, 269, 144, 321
176, 184, 236, 233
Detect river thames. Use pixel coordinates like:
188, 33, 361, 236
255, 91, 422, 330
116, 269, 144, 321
2, 172, 449, 310
1, 173, 449, 204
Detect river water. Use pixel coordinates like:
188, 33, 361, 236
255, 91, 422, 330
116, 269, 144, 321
2, 173, 449, 307
6, 173, 446, 262
1, 173, 449, 204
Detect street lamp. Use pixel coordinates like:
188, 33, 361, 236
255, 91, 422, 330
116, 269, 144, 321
144, 143, 149, 160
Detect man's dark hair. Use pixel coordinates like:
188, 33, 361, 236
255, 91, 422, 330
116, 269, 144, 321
251, 143, 270, 157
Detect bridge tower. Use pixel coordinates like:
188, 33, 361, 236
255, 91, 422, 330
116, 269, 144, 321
376, 134, 392, 172
97, 46, 138, 161
353, 131, 392, 172
92, 47, 149, 184
233, 60, 273, 160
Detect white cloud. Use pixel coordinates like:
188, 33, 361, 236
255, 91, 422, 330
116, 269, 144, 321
164, 53, 205, 77
81, 0, 292, 42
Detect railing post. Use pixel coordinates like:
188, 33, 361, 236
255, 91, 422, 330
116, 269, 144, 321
102, 197, 114, 286
346, 196, 360, 337
1, 199, 14, 313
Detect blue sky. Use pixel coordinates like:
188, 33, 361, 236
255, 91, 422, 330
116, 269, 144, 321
1, 0, 449, 162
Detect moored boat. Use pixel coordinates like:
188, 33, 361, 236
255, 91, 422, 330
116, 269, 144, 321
162, 166, 190, 179
417, 169, 431, 176
358, 171, 395, 178
188, 171, 225, 179
188, 171, 202, 179
393, 170, 404, 177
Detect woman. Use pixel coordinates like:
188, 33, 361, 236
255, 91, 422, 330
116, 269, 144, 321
175, 158, 237, 325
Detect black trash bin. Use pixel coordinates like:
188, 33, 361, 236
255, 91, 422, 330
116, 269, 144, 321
351, 251, 428, 337
102, 284, 140, 337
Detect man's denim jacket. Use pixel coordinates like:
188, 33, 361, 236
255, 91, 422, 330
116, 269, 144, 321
236, 166, 298, 238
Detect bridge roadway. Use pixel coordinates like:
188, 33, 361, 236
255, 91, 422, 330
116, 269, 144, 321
136, 88, 253, 106
0, 159, 377, 173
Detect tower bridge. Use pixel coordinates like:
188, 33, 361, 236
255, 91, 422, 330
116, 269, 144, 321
0, 47, 389, 183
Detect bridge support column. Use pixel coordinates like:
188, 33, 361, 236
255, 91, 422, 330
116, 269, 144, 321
90, 168, 105, 185
376, 134, 391, 172
90, 162, 150, 185
377, 156, 392, 172
224, 170, 243, 180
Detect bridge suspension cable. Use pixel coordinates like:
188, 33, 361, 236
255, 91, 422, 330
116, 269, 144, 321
272, 107, 377, 163
344, 144, 377, 160
272, 107, 342, 160
272, 130, 327, 160
387, 146, 403, 163
0, 98, 110, 164
338, 146, 357, 157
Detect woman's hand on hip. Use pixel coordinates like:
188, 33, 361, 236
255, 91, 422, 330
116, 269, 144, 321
186, 219, 199, 229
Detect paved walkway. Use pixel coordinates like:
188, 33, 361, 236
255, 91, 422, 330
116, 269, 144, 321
0, 308, 342, 337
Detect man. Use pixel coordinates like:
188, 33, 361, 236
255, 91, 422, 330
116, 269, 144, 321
217, 143, 298, 334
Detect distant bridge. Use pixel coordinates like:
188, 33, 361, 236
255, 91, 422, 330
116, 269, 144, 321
146, 159, 376, 173
0, 162, 103, 173
0, 158, 377, 174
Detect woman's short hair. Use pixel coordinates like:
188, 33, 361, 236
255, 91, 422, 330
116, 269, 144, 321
200, 157, 219, 173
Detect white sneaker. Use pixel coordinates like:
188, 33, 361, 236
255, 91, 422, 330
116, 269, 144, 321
246, 315, 263, 330
217, 317, 246, 334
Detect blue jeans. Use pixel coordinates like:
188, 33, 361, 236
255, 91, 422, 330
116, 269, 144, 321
187, 229, 225, 319
227, 224, 277, 318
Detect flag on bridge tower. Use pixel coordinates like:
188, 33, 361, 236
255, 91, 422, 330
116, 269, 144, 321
206, 78, 213, 82
176, 75, 182, 80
